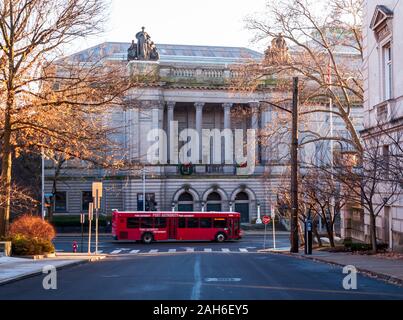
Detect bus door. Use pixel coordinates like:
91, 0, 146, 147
227, 218, 234, 238
168, 217, 177, 240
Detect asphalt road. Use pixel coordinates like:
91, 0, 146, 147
52, 233, 291, 255
1, 247, 403, 300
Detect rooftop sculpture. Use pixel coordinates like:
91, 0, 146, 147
128, 27, 160, 61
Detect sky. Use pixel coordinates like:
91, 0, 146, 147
71, 0, 269, 54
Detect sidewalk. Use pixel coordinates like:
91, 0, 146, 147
0, 254, 105, 286
267, 249, 403, 286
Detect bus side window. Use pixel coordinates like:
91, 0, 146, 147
178, 218, 186, 228
155, 217, 167, 228
127, 218, 140, 229
213, 218, 227, 228
140, 217, 154, 228
187, 218, 199, 228
200, 218, 212, 228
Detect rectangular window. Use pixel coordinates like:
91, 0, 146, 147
213, 218, 227, 228
200, 218, 212, 228
54, 192, 67, 213
383, 43, 392, 100
178, 218, 186, 228
127, 218, 140, 229
82, 191, 93, 211
383, 145, 390, 174
187, 218, 199, 228
137, 193, 156, 211
140, 217, 154, 228
155, 217, 167, 228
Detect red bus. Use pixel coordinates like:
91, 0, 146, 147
112, 210, 242, 243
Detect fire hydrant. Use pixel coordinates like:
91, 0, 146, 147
72, 241, 78, 253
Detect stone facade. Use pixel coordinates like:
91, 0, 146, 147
357, 1, 403, 251
45, 41, 362, 225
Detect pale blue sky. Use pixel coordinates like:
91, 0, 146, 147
71, 0, 269, 54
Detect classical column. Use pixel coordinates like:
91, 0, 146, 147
261, 105, 272, 162
223, 103, 232, 129
167, 102, 175, 163
249, 101, 260, 164
195, 102, 205, 164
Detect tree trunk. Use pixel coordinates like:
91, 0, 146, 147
325, 221, 336, 248
313, 220, 322, 247
0, 115, 13, 237
369, 212, 377, 254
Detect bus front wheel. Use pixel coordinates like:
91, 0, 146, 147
215, 233, 226, 243
142, 233, 154, 244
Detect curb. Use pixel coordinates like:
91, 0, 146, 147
266, 250, 403, 287
0, 257, 102, 287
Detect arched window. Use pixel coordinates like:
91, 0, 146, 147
178, 192, 194, 212
235, 192, 249, 201
206, 192, 222, 212
235, 192, 250, 223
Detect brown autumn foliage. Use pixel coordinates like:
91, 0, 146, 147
0, 0, 136, 236
8, 214, 56, 241
241, 0, 364, 153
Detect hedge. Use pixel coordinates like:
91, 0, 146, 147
50, 215, 112, 228
11, 235, 55, 256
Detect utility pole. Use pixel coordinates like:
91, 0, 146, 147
259, 76, 300, 253
290, 77, 299, 253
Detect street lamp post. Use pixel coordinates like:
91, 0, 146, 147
41, 147, 45, 220
142, 168, 146, 212
256, 201, 262, 224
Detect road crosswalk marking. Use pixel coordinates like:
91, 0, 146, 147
98, 247, 259, 256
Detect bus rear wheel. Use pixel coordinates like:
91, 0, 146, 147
142, 233, 154, 244
215, 233, 226, 243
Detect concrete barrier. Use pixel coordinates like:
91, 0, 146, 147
0, 241, 12, 257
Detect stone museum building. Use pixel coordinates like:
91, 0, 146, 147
45, 28, 363, 224
357, 1, 403, 251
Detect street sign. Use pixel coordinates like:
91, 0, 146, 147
88, 203, 94, 221
263, 216, 271, 225
92, 182, 103, 210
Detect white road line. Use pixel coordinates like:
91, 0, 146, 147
191, 255, 202, 300
186, 248, 195, 252
149, 249, 159, 254
221, 248, 230, 252
168, 249, 177, 253
239, 248, 248, 253
205, 278, 242, 282
130, 250, 140, 254
110, 250, 122, 254
204, 248, 212, 252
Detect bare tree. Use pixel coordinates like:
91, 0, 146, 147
301, 168, 347, 247
0, 0, 134, 236
242, 0, 364, 153
331, 127, 402, 253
